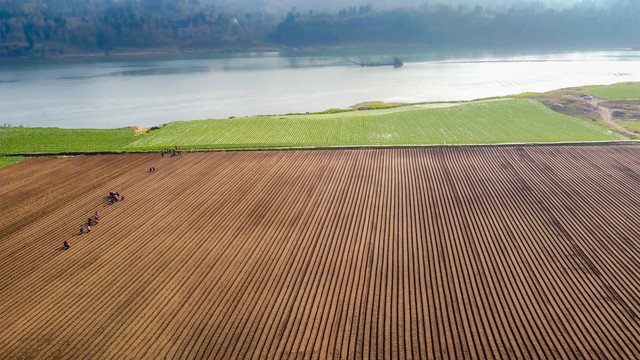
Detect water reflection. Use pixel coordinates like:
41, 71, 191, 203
0, 49, 638, 128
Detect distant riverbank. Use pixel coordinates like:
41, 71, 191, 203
0, 43, 286, 61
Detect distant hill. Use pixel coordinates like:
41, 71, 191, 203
0, 0, 636, 57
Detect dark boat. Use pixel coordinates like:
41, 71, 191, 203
345, 57, 404, 68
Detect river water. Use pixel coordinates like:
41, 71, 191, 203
1, 48, 639, 128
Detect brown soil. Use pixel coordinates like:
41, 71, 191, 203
598, 99, 640, 125
1, 147, 640, 359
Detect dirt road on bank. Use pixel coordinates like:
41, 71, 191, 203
581, 96, 637, 137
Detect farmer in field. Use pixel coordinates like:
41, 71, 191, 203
87, 225, 91, 232
95, 212, 100, 223
88, 217, 92, 226
80, 226, 83, 235
63, 240, 70, 249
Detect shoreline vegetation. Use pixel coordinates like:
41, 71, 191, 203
1, 83, 639, 168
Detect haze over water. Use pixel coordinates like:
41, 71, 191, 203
1, 49, 639, 128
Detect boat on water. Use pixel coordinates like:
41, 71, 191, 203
345, 57, 404, 68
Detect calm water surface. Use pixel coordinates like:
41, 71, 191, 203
1, 49, 639, 128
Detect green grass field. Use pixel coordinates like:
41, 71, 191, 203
587, 82, 640, 99
0, 127, 137, 155
0, 156, 27, 169
621, 121, 640, 133
128, 98, 626, 150
1, 84, 634, 156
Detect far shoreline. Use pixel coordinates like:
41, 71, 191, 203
0, 44, 285, 62
2, 43, 635, 62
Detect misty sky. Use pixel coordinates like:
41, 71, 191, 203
213, 0, 615, 13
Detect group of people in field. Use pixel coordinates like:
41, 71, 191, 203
64, 211, 99, 250
162, 146, 183, 158
109, 191, 124, 204
62, 146, 185, 250
62, 146, 189, 250
63, 190, 124, 250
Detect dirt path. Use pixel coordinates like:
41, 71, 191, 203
583, 97, 637, 137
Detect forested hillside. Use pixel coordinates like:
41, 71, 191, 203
0, 0, 279, 56
272, 1, 640, 48
1, 0, 638, 57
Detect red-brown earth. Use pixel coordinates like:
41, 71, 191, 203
1, 146, 639, 359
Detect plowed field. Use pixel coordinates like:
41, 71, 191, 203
1, 146, 640, 359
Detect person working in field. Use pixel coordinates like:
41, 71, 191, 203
63, 240, 70, 249
95, 212, 100, 223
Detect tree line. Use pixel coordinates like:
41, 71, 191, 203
1, 0, 639, 57
0, 0, 279, 56
272, 1, 640, 49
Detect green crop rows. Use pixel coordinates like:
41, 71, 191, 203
129, 99, 625, 150
0, 127, 137, 155
0, 97, 630, 156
